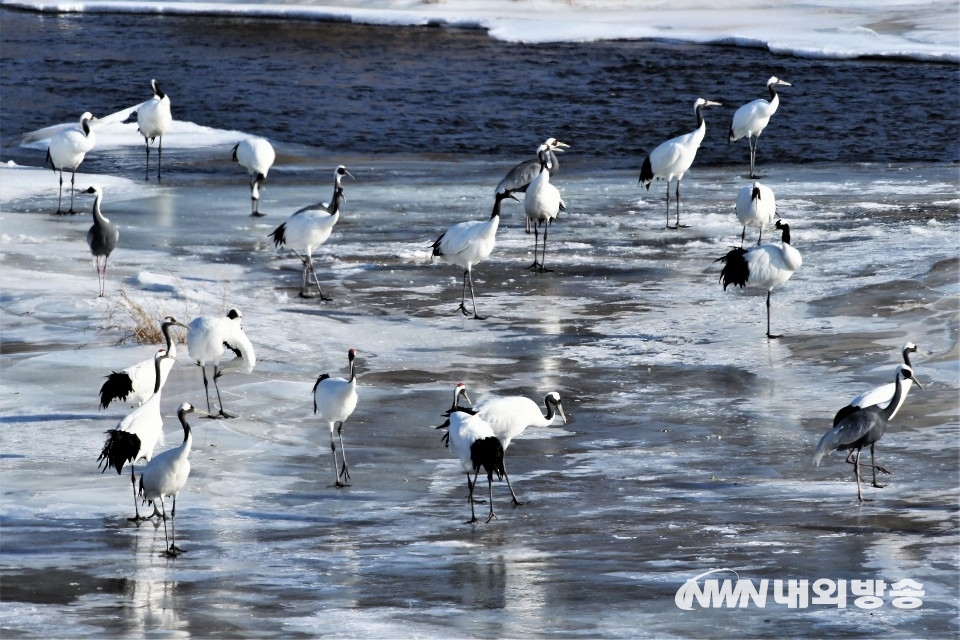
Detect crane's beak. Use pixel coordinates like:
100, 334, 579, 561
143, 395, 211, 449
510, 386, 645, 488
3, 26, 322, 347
557, 404, 568, 424
911, 376, 924, 391
705, 100, 723, 107
343, 169, 355, 181
553, 140, 571, 151
778, 80, 792, 87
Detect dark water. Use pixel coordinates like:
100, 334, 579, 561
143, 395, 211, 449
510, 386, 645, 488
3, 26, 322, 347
1, 7, 958, 171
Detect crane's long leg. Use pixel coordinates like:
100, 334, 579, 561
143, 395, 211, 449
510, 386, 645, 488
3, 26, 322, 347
466, 269, 486, 320
502, 461, 523, 506
212, 365, 235, 419
56, 170, 65, 214
466, 472, 479, 524
157, 136, 163, 182
158, 499, 172, 554
741, 225, 747, 247
457, 270, 471, 316
765, 291, 783, 339
674, 180, 688, 229
664, 182, 672, 229
68, 168, 78, 213
854, 449, 866, 502
169, 495, 184, 555
869, 443, 891, 487
528, 221, 541, 270
337, 422, 351, 482
129, 465, 145, 521
144, 138, 151, 181
199, 364, 214, 415
330, 428, 346, 488
485, 471, 498, 523
538, 222, 553, 273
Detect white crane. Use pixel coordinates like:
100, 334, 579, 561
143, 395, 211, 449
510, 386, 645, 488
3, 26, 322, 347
138, 402, 203, 557
99, 317, 187, 410
45, 111, 97, 214
735, 181, 777, 246
833, 343, 921, 426
729, 76, 791, 178
524, 143, 567, 272
450, 385, 566, 505
431, 190, 518, 320
814, 365, 922, 501
268, 165, 354, 299
496, 138, 569, 233
717, 220, 802, 339
436, 387, 506, 524
186, 308, 256, 418
312, 348, 359, 488
134, 79, 172, 181
232, 137, 276, 217
639, 98, 722, 229
97, 350, 172, 521
83, 186, 120, 297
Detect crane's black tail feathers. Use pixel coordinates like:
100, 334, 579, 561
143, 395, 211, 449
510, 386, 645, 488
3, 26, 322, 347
97, 430, 142, 475
268, 223, 287, 248
99, 371, 134, 410
717, 247, 749, 290
638, 156, 653, 188
430, 233, 445, 257
471, 436, 506, 481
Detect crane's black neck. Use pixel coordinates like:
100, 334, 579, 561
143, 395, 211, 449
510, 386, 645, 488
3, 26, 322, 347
348, 356, 356, 383
82, 119, 92, 136
153, 354, 163, 394
768, 83, 779, 101
544, 397, 560, 421
178, 411, 192, 443
491, 192, 510, 219
779, 224, 791, 245
328, 187, 344, 216
161, 322, 175, 352
902, 348, 915, 368
696, 104, 706, 129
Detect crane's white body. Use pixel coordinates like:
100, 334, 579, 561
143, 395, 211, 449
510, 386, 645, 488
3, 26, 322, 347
730, 76, 791, 177
442, 409, 505, 523
47, 112, 96, 213
233, 137, 276, 215
139, 403, 198, 556
99, 318, 184, 410
187, 309, 256, 417
524, 162, 563, 226
475, 393, 566, 449
432, 191, 515, 318
735, 182, 776, 245
269, 166, 352, 298
313, 349, 358, 487
136, 79, 172, 180
640, 99, 721, 228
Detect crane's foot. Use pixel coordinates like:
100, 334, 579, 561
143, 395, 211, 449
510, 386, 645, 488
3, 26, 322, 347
340, 464, 351, 482
766, 333, 784, 340
128, 514, 149, 523
485, 512, 499, 523
466, 517, 479, 525
457, 303, 471, 316
472, 313, 487, 321
251, 212, 266, 218
871, 481, 886, 489
511, 497, 525, 507
334, 480, 350, 488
